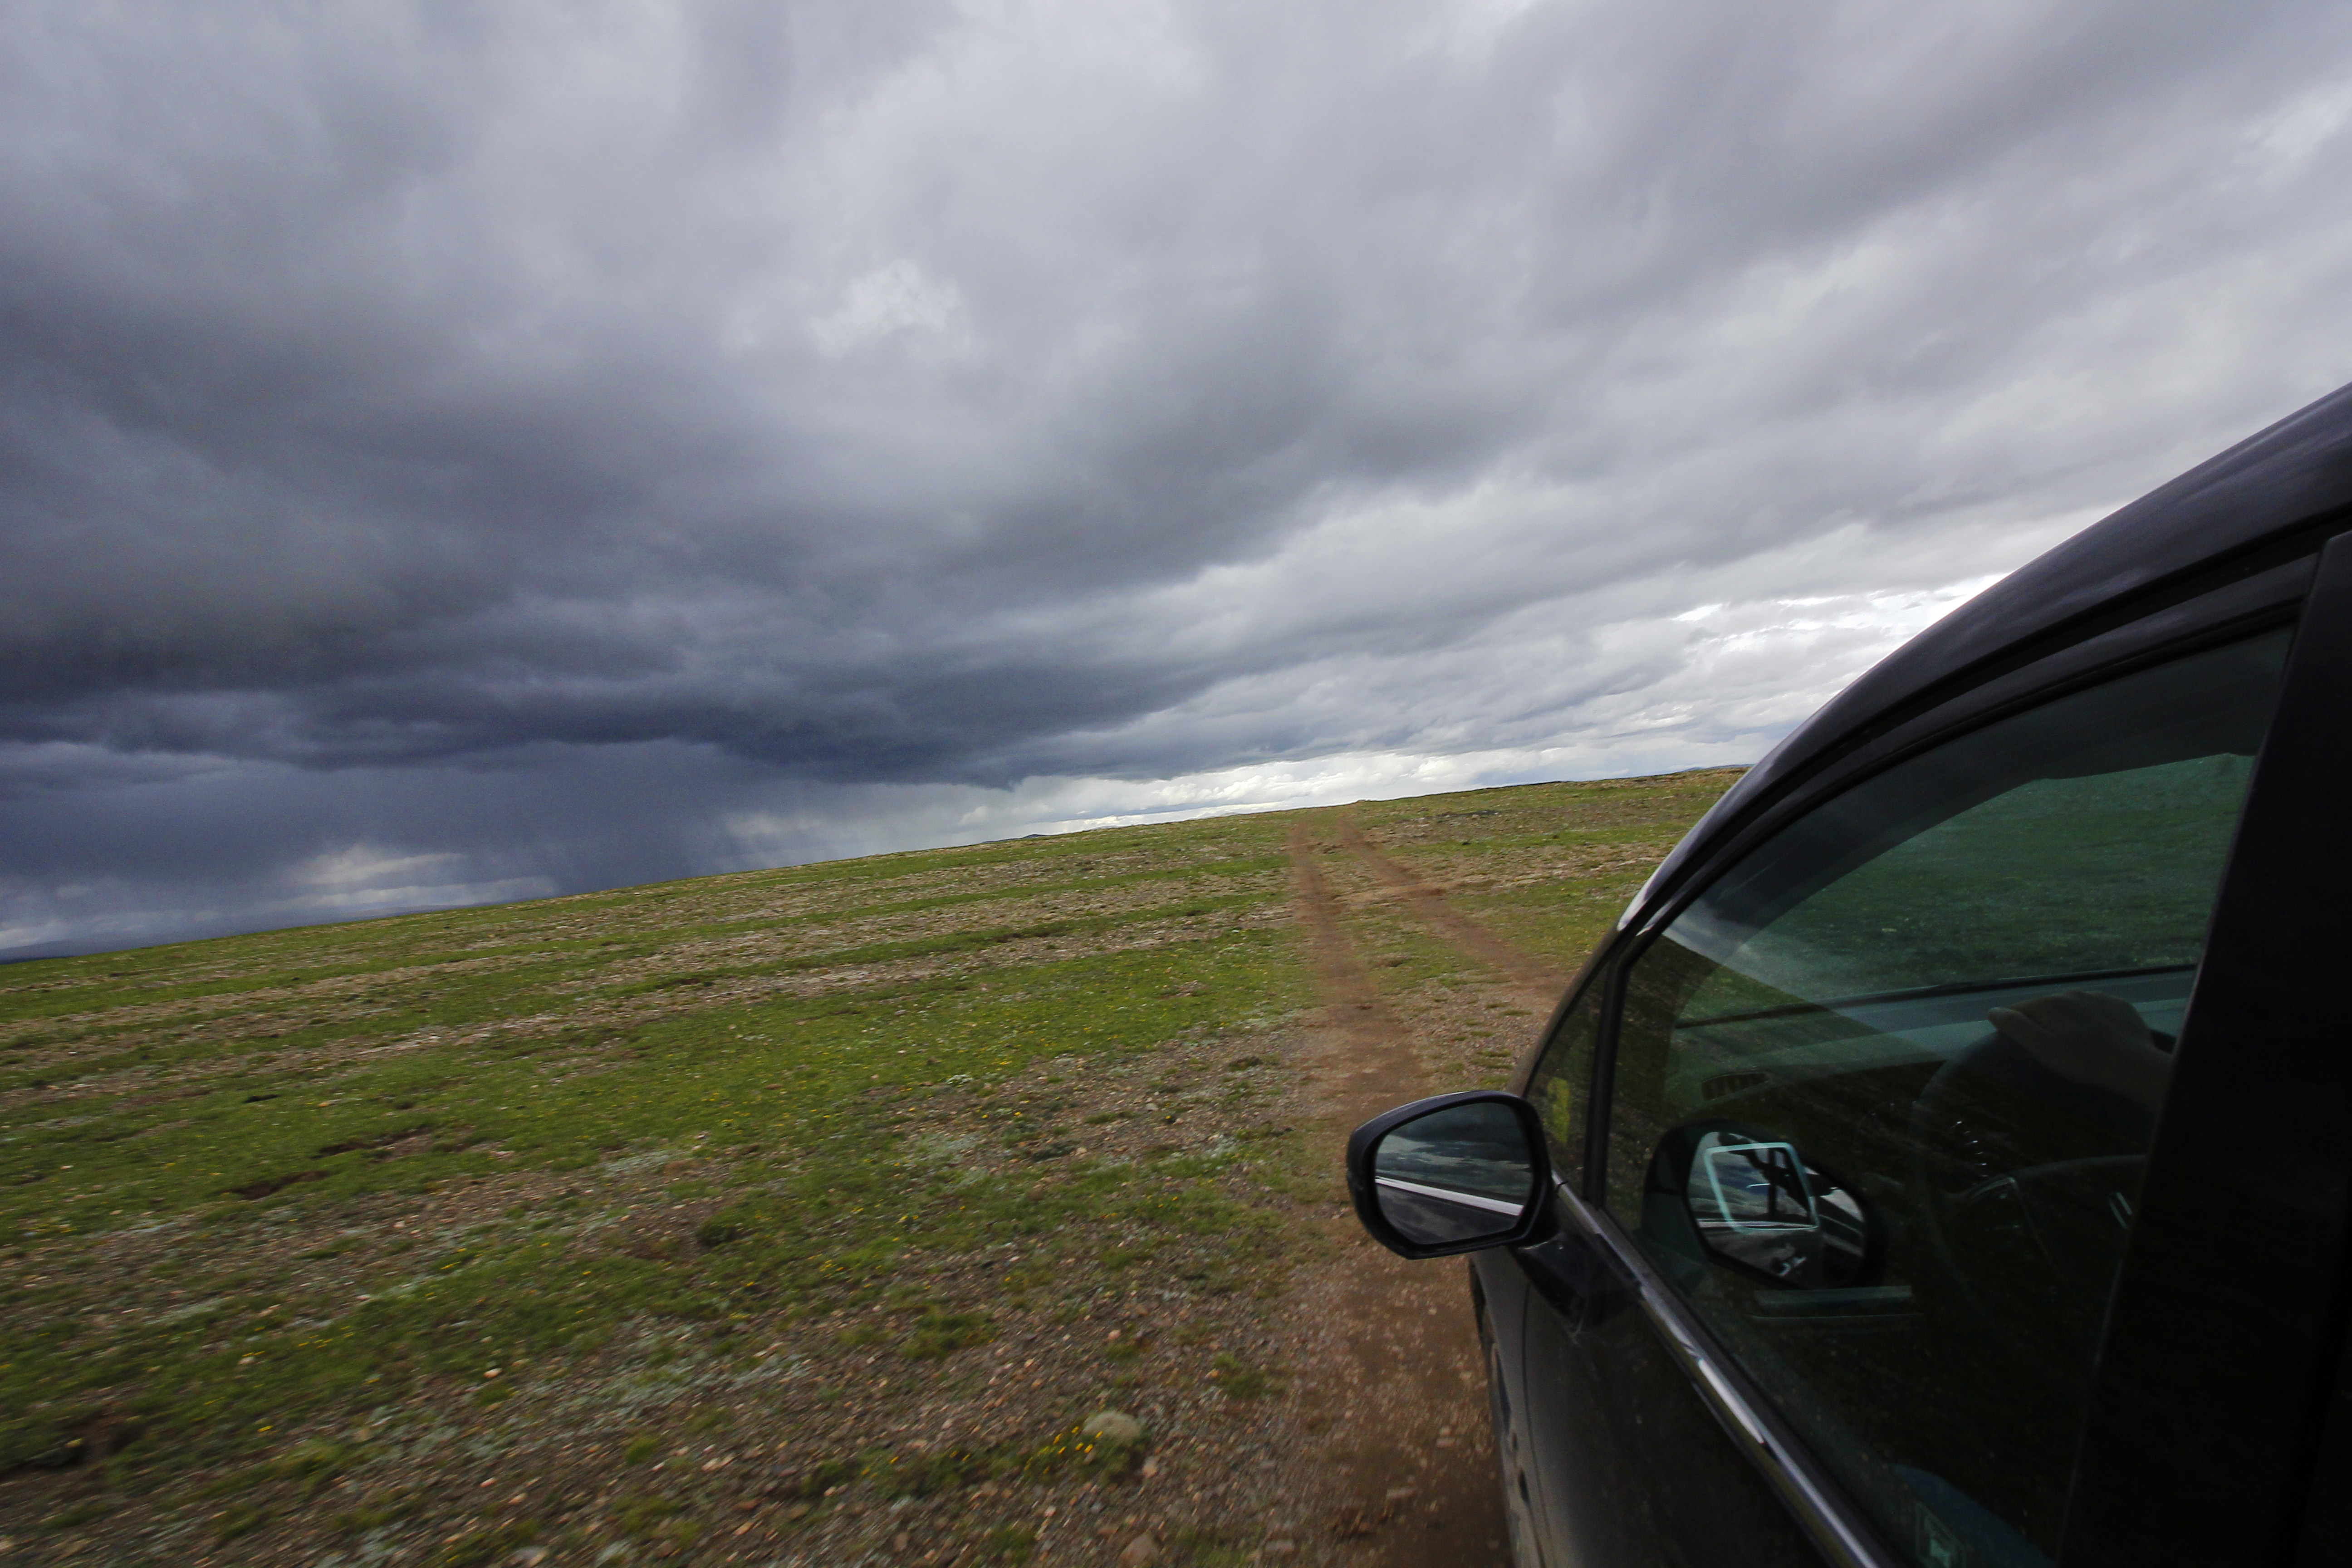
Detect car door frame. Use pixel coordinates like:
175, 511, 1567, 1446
1509, 536, 2352, 1568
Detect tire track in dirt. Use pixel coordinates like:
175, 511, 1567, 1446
1280, 818, 1512, 1568
1329, 810, 1565, 1009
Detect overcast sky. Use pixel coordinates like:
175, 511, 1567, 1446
7, 0, 2352, 956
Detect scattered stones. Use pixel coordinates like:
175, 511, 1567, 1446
1117, 1532, 1163, 1566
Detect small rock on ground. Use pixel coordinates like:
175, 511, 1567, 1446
1081, 1409, 1146, 1444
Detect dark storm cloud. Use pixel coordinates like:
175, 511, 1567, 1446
9, 0, 2352, 950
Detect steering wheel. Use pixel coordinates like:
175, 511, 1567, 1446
1905, 1029, 2150, 1360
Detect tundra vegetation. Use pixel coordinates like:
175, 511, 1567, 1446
0, 771, 1737, 1565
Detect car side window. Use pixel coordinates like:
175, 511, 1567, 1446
1601, 629, 2290, 1568
1527, 983, 1606, 1191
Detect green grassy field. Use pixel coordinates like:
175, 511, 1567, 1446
1350, 770, 1744, 967
0, 772, 1738, 1566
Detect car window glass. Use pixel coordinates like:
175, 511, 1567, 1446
1527, 984, 1605, 1191
1602, 630, 2290, 1568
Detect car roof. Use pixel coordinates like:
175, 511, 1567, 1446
1638, 377, 2352, 915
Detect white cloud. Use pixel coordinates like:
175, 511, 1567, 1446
808, 260, 969, 357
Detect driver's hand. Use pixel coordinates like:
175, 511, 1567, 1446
1986, 990, 2171, 1118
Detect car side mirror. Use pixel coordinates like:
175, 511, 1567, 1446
1346, 1092, 1553, 1259
1669, 1125, 1873, 1289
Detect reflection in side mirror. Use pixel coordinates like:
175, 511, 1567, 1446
1346, 1092, 1551, 1259
1375, 1101, 1536, 1247
1680, 1127, 1870, 1288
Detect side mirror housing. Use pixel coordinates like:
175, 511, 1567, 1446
1346, 1091, 1554, 1259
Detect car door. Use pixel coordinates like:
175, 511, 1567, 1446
1505, 581, 2319, 1567
1515, 977, 1827, 1568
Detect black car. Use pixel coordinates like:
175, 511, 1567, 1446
1345, 383, 2352, 1568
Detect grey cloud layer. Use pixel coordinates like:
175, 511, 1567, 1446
8, 0, 2352, 949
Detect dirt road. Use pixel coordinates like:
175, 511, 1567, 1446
1270, 808, 1570, 1568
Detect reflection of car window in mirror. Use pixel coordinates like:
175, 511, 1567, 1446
1701, 1139, 1813, 1230
1372, 1101, 1537, 1248
1679, 1127, 1871, 1289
